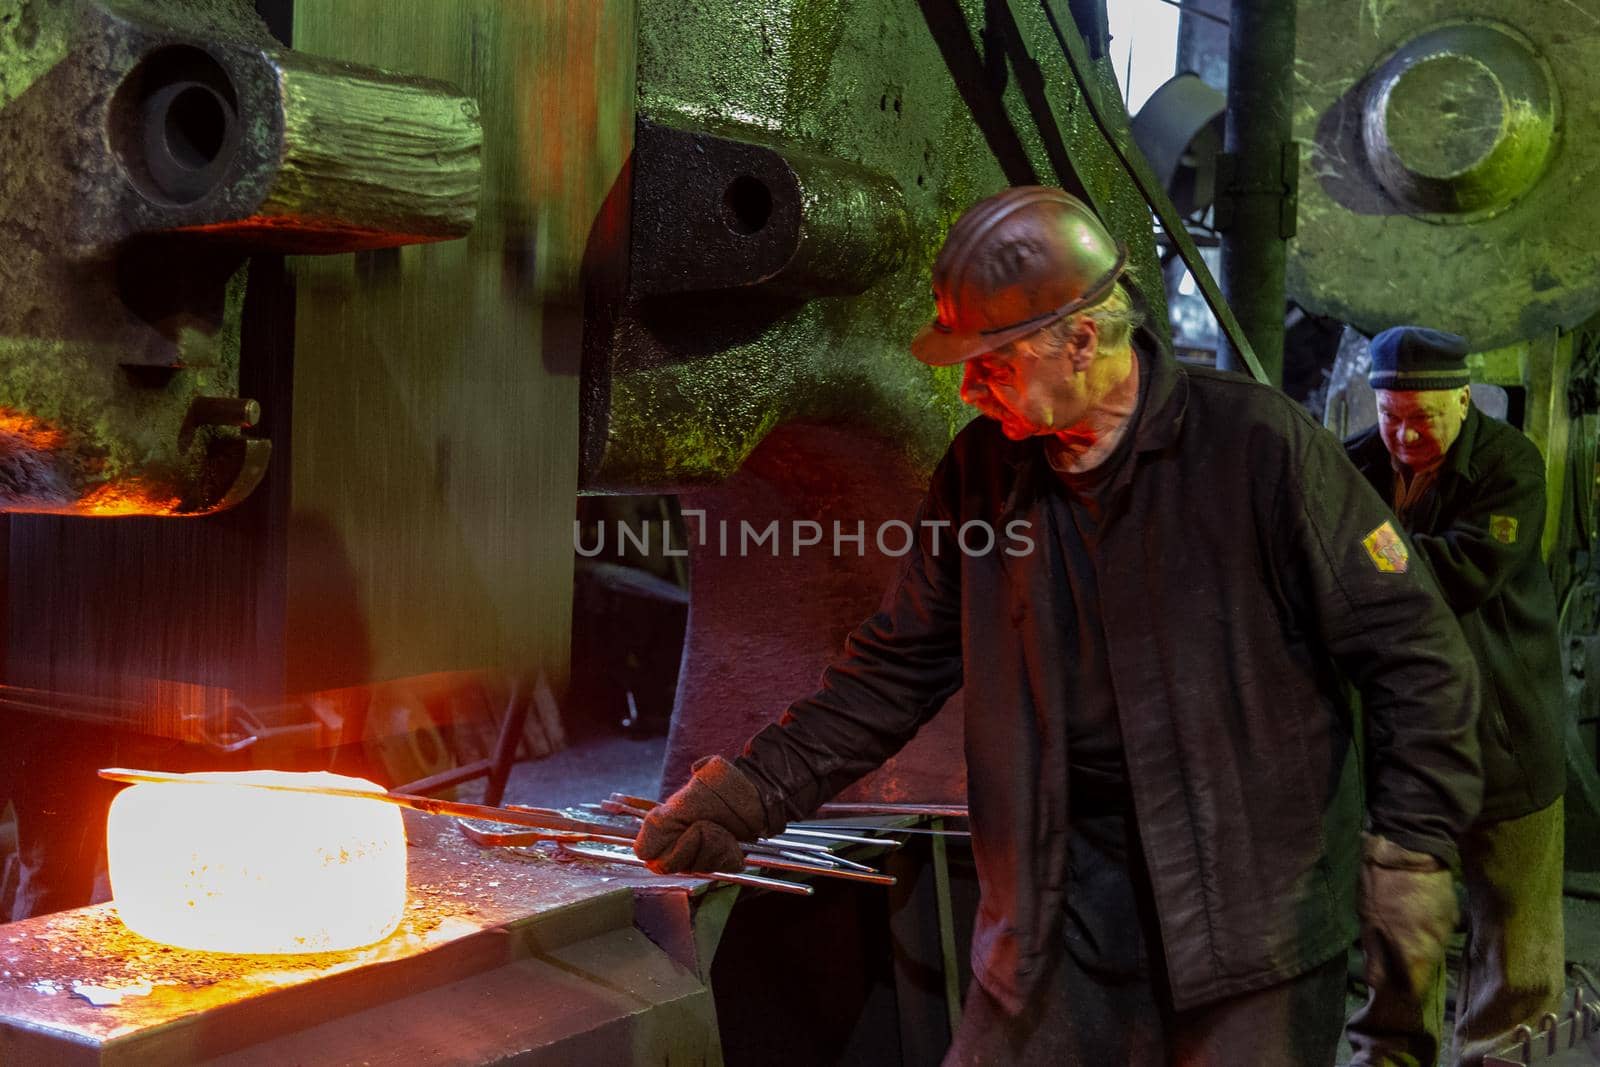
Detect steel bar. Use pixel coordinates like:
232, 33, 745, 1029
610, 793, 902, 849
458, 814, 891, 886
768, 827, 903, 849
396, 758, 494, 796
509, 803, 635, 829
795, 823, 972, 838
774, 848, 845, 867
753, 836, 836, 855
99, 768, 626, 838
600, 800, 848, 855
817, 802, 970, 818
772, 848, 878, 874
588, 801, 638, 818
483, 678, 531, 806
455, 820, 636, 849
739, 853, 896, 887
590, 800, 879, 865
558, 844, 814, 896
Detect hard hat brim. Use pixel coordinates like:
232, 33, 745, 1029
910, 251, 1128, 367
911, 316, 1061, 367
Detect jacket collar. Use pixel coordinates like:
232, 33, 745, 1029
1130, 347, 1187, 455
1440, 405, 1481, 482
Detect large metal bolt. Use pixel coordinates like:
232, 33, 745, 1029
186, 396, 260, 429
1362, 21, 1556, 217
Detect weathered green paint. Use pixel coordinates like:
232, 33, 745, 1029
0, 0, 482, 514
588, 0, 1169, 489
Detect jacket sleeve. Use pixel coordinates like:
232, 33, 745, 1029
1412, 451, 1547, 615
736, 455, 966, 829
1283, 425, 1482, 866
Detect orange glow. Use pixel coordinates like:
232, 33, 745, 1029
0, 408, 67, 450
74, 481, 184, 516
107, 771, 407, 954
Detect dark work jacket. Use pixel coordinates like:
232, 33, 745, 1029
1347, 407, 1565, 821
738, 353, 1482, 1015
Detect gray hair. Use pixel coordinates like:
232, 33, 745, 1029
1038, 282, 1142, 353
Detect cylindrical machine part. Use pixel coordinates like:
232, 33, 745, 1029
1218, 0, 1296, 386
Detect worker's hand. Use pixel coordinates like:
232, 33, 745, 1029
634, 756, 768, 874
1358, 833, 1458, 995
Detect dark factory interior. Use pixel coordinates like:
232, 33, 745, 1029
2, 0, 1599, 1064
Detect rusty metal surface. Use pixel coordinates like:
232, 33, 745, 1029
0, 808, 721, 1061
0, 0, 481, 515
1290, 2, 1600, 349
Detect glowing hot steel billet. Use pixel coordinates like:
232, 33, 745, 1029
105, 770, 406, 954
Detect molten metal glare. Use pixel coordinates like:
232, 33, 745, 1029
107, 770, 407, 954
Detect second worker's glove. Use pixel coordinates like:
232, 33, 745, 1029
634, 755, 770, 874
1358, 832, 1459, 996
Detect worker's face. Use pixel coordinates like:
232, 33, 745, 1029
1374, 386, 1471, 472
959, 319, 1099, 440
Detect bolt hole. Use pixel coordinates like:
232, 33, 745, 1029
163, 85, 228, 171
110, 46, 240, 205
722, 175, 772, 235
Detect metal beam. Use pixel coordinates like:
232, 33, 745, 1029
1216, 0, 1297, 386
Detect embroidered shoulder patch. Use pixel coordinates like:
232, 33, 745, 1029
1363, 521, 1409, 574
1489, 515, 1518, 545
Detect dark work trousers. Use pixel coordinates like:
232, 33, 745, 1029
1347, 798, 1567, 1067
945, 804, 1348, 1066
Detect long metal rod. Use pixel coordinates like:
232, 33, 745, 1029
594, 802, 858, 858
761, 827, 902, 849
459, 818, 892, 886
796, 823, 972, 838
455, 820, 636, 848
559, 844, 814, 896
817, 802, 970, 818
740, 852, 896, 887
99, 767, 626, 838
609, 793, 903, 850
482, 677, 530, 806
1034, 0, 1268, 385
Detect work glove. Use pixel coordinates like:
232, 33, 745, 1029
1358, 832, 1458, 997
634, 755, 768, 875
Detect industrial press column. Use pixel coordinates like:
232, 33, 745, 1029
1218, 0, 1296, 387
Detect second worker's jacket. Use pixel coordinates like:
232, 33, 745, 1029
737, 352, 1482, 1015
1348, 406, 1566, 821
